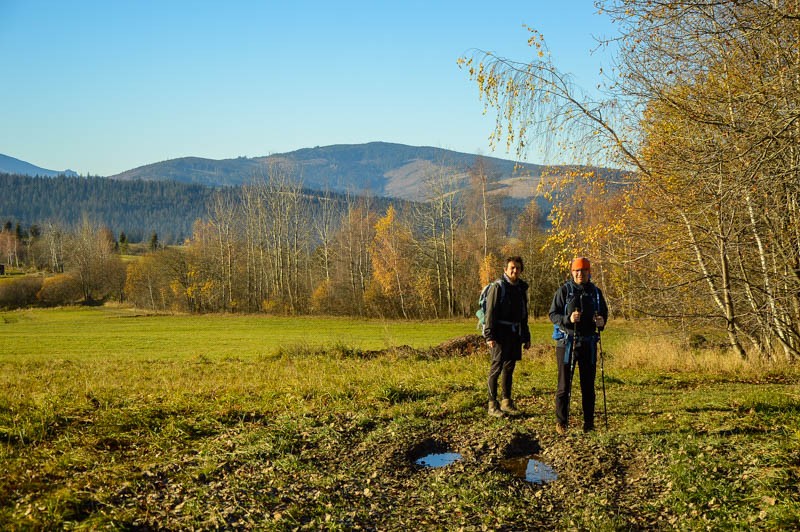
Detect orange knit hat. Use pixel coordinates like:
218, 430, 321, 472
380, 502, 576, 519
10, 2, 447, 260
571, 257, 591, 271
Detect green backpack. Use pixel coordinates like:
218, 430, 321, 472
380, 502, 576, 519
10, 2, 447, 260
476, 280, 505, 331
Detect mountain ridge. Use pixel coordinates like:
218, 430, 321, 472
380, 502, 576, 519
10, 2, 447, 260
109, 142, 547, 201
0, 153, 78, 177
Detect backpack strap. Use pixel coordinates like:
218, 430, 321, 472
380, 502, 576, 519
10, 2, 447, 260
564, 282, 573, 314
486, 279, 505, 307
553, 282, 575, 341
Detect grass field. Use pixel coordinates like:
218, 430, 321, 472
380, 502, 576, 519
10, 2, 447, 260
1, 306, 799, 529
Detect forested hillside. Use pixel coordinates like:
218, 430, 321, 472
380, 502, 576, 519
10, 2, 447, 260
1, 173, 215, 243
1, 172, 406, 245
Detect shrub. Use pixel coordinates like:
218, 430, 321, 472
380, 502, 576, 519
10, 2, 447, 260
37, 273, 83, 306
0, 276, 43, 309
310, 279, 334, 314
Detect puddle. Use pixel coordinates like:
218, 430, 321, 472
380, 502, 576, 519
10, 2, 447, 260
408, 438, 461, 468
501, 456, 558, 484
415, 452, 463, 468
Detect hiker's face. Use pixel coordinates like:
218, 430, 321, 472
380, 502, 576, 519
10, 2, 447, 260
505, 261, 522, 282
572, 268, 589, 285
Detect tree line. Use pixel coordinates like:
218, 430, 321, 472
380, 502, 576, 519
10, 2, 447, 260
0, 159, 565, 321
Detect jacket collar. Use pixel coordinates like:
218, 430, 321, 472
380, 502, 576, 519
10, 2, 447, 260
503, 274, 528, 289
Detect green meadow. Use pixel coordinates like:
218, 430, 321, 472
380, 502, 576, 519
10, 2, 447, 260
1, 307, 798, 529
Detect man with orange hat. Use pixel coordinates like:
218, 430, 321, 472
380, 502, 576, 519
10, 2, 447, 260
549, 257, 608, 434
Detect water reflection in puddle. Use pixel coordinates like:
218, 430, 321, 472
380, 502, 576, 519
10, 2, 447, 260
501, 457, 558, 484
415, 452, 463, 468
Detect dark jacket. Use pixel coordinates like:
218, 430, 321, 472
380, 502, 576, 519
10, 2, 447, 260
549, 279, 608, 346
483, 275, 531, 346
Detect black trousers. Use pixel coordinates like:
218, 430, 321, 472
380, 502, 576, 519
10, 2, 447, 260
555, 342, 596, 428
487, 337, 521, 402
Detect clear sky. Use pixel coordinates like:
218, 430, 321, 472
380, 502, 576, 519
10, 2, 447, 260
0, 1, 617, 176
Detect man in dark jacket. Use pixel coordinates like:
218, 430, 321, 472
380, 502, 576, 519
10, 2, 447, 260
549, 257, 608, 433
483, 256, 531, 417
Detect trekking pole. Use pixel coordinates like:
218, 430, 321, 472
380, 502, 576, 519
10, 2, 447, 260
596, 316, 608, 430
566, 331, 577, 420
566, 303, 580, 424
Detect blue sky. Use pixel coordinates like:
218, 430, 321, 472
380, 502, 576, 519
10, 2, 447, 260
0, 1, 617, 176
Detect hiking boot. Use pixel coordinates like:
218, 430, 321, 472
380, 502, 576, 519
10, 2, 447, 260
488, 401, 504, 418
555, 422, 568, 435
500, 398, 521, 416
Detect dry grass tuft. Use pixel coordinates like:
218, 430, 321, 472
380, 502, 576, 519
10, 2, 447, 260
607, 333, 792, 376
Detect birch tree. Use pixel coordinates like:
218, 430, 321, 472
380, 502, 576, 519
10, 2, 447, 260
207, 190, 239, 311
334, 194, 375, 315
370, 205, 415, 318
65, 218, 124, 303
417, 163, 464, 317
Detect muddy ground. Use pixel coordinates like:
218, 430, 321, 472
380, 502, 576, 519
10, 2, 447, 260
106, 337, 672, 530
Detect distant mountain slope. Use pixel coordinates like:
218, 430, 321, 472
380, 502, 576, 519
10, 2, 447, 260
0, 172, 401, 245
110, 142, 548, 201
111, 156, 265, 187
0, 173, 212, 243
0, 153, 78, 177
